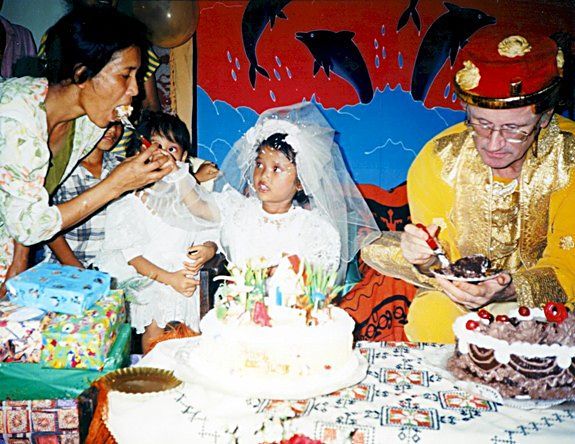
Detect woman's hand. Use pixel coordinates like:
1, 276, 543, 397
400, 223, 439, 266
185, 242, 217, 274
107, 145, 174, 197
435, 272, 514, 309
0, 242, 29, 299
194, 162, 219, 183
165, 268, 199, 297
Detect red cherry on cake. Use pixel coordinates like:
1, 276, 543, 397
543, 301, 568, 323
466, 319, 480, 330
518, 306, 531, 317
477, 309, 494, 322
495, 315, 509, 323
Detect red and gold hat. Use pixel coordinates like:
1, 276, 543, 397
454, 28, 563, 109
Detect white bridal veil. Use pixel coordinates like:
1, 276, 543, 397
215, 103, 380, 277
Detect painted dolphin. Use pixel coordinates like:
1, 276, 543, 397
296, 30, 374, 104
397, 0, 421, 32
410, 2, 496, 102
242, 0, 292, 88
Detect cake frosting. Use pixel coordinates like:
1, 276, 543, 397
198, 305, 354, 380
192, 257, 359, 387
448, 303, 575, 399
114, 105, 133, 120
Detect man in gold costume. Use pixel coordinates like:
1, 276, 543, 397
362, 28, 575, 343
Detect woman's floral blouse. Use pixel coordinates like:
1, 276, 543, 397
0, 76, 104, 281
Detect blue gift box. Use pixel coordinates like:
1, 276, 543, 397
5, 263, 111, 315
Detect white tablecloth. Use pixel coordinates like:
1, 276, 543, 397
106, 339, 575, 443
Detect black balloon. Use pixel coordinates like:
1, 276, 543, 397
133, 0, 199, 48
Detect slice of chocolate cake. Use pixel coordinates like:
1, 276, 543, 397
435, 254, 498, 280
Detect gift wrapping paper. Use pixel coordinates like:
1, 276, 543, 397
40, 291, 125, 371
0, 302, 45, 364
0, 323, 132, 401
5, 263, 111, 315
0, 399, 80, 444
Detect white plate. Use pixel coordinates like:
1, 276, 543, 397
464, 382, 575, 409
431, 269, 503, 283
173, 340, 368, 400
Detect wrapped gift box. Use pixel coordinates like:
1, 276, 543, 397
0, 323, 131, 401
5, 263, 111, 315
0, 399, 81, 443
0, 302, 46, 363
40, 291, 126, 371
0, 399, 80, 443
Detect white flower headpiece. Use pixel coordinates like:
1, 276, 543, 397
245, 119, 303, 154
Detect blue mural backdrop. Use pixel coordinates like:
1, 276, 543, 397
197, 85, 462, 190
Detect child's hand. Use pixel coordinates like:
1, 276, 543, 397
194, 162, 219, 183
186, 242, 217, 274
166, 269, 199, 297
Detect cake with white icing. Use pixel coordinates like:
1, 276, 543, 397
198, 305, 354, 380
448, 303, 575, 399
194, 256, 358, 386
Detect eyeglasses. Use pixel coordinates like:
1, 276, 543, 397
465, 116, 541, 144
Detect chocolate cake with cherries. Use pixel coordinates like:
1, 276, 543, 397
448, 303, 575, 400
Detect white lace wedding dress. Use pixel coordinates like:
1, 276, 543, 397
214, 186, 341, 272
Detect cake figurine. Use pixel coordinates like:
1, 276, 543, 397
448, 301, 575, 400
195, 256, 357, 383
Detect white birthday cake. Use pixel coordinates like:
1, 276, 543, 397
183, 257, 365, 398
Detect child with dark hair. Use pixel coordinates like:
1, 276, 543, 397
96, 112, 218, 351
128, 111, 219, 189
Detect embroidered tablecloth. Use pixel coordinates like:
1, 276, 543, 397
105, 339, 575, 444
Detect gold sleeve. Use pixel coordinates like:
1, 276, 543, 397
361, 232, 436, 289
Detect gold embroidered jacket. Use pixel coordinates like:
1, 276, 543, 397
363, 115, 575, 307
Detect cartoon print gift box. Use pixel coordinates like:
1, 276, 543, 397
5, 263, 111, 315
40, 290, 126, 371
